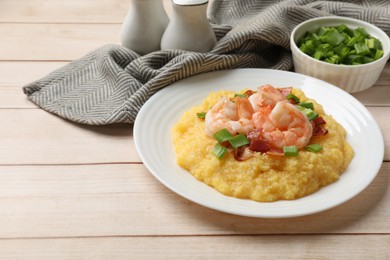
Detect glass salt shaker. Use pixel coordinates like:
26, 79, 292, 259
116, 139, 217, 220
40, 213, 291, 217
160, 0, 216, 52
120, 0, 169, 55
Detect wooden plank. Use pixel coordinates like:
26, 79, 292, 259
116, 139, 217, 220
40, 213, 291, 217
0, 0, 174, 23
0, 61, 68, 87
0, 109, 138, 164
368, 107, 390, 161
0, 235, 388, 259
353, 84, 390, 107
0, 24, 120, 61
0, 163, 387, 238
0, 61, 68, 109
0, 0, 129, 23
0, 87, 38, 108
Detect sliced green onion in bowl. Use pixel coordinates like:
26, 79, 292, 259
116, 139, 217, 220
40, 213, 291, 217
322, 28, 345, 46
374, 49, 384, 60
298, 24, 384, 65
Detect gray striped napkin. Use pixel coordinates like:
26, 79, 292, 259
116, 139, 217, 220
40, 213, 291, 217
23, 0, 390, 125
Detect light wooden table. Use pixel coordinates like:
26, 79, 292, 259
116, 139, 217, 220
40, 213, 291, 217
0, 0, 389, 259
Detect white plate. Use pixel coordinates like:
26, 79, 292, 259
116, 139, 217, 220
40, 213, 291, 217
134, 69, 384, 218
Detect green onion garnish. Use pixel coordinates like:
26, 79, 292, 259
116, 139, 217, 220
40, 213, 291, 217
212, 143, 228, 159
306, 144, 323, 153
286, 93, 300, 103
283, 146, 299, 156
299, 101, 314, 110
228, 134, 250, 149
196, 112, 206, 119
301, 108, 319, 121
213, 129, 233, 143
298, 25, 384, 65
234, 93, 247, 98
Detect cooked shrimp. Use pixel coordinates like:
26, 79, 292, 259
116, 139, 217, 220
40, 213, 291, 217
205, 97, 254, 137
249, 84, 286, 111
252, 101, 313, 149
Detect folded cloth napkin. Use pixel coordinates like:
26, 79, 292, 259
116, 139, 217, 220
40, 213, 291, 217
23, 0, 390, 125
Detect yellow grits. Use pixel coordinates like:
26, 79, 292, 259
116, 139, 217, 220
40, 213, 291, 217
172, 89, 354, 202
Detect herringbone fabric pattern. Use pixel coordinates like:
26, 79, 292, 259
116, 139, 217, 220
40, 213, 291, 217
23, 0, 390, 125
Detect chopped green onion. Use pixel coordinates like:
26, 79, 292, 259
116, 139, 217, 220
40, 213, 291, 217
283, 146, 299, 156
212, 143, 228, 159
345, 54, 363, 65
325, 55, 341, 64
213, 129, 233, 143
354, 42, 370, 55
306, 144, 323, 153
301, 108, 319, 121
333, 44, 350, 58
298, 25, 384, 65
299, 40, 316, 55
196, 112, 206, 119
355, 27, 369, 37
313, 50, 322, 60
234, 93, 247, 98
322, 28, 345, 46
374, 49, 384, 60
228, 134, 250, 149
286, 93, 300, 103
337, 24, 348, 33
365, 38, 376, 49
299, 102, 314, 110
363, 56, 374, 64
317, 26, 327, 36
345, 36, 357, 47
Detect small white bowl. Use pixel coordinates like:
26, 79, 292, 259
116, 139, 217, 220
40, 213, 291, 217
291, 16, 390, 93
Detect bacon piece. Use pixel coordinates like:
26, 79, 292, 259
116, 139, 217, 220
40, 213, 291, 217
311, 116, 328, 136
313, 116, 326, 125
249, 139, 269, 153
246, 129, 270, 153
313, 125, 328, 136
